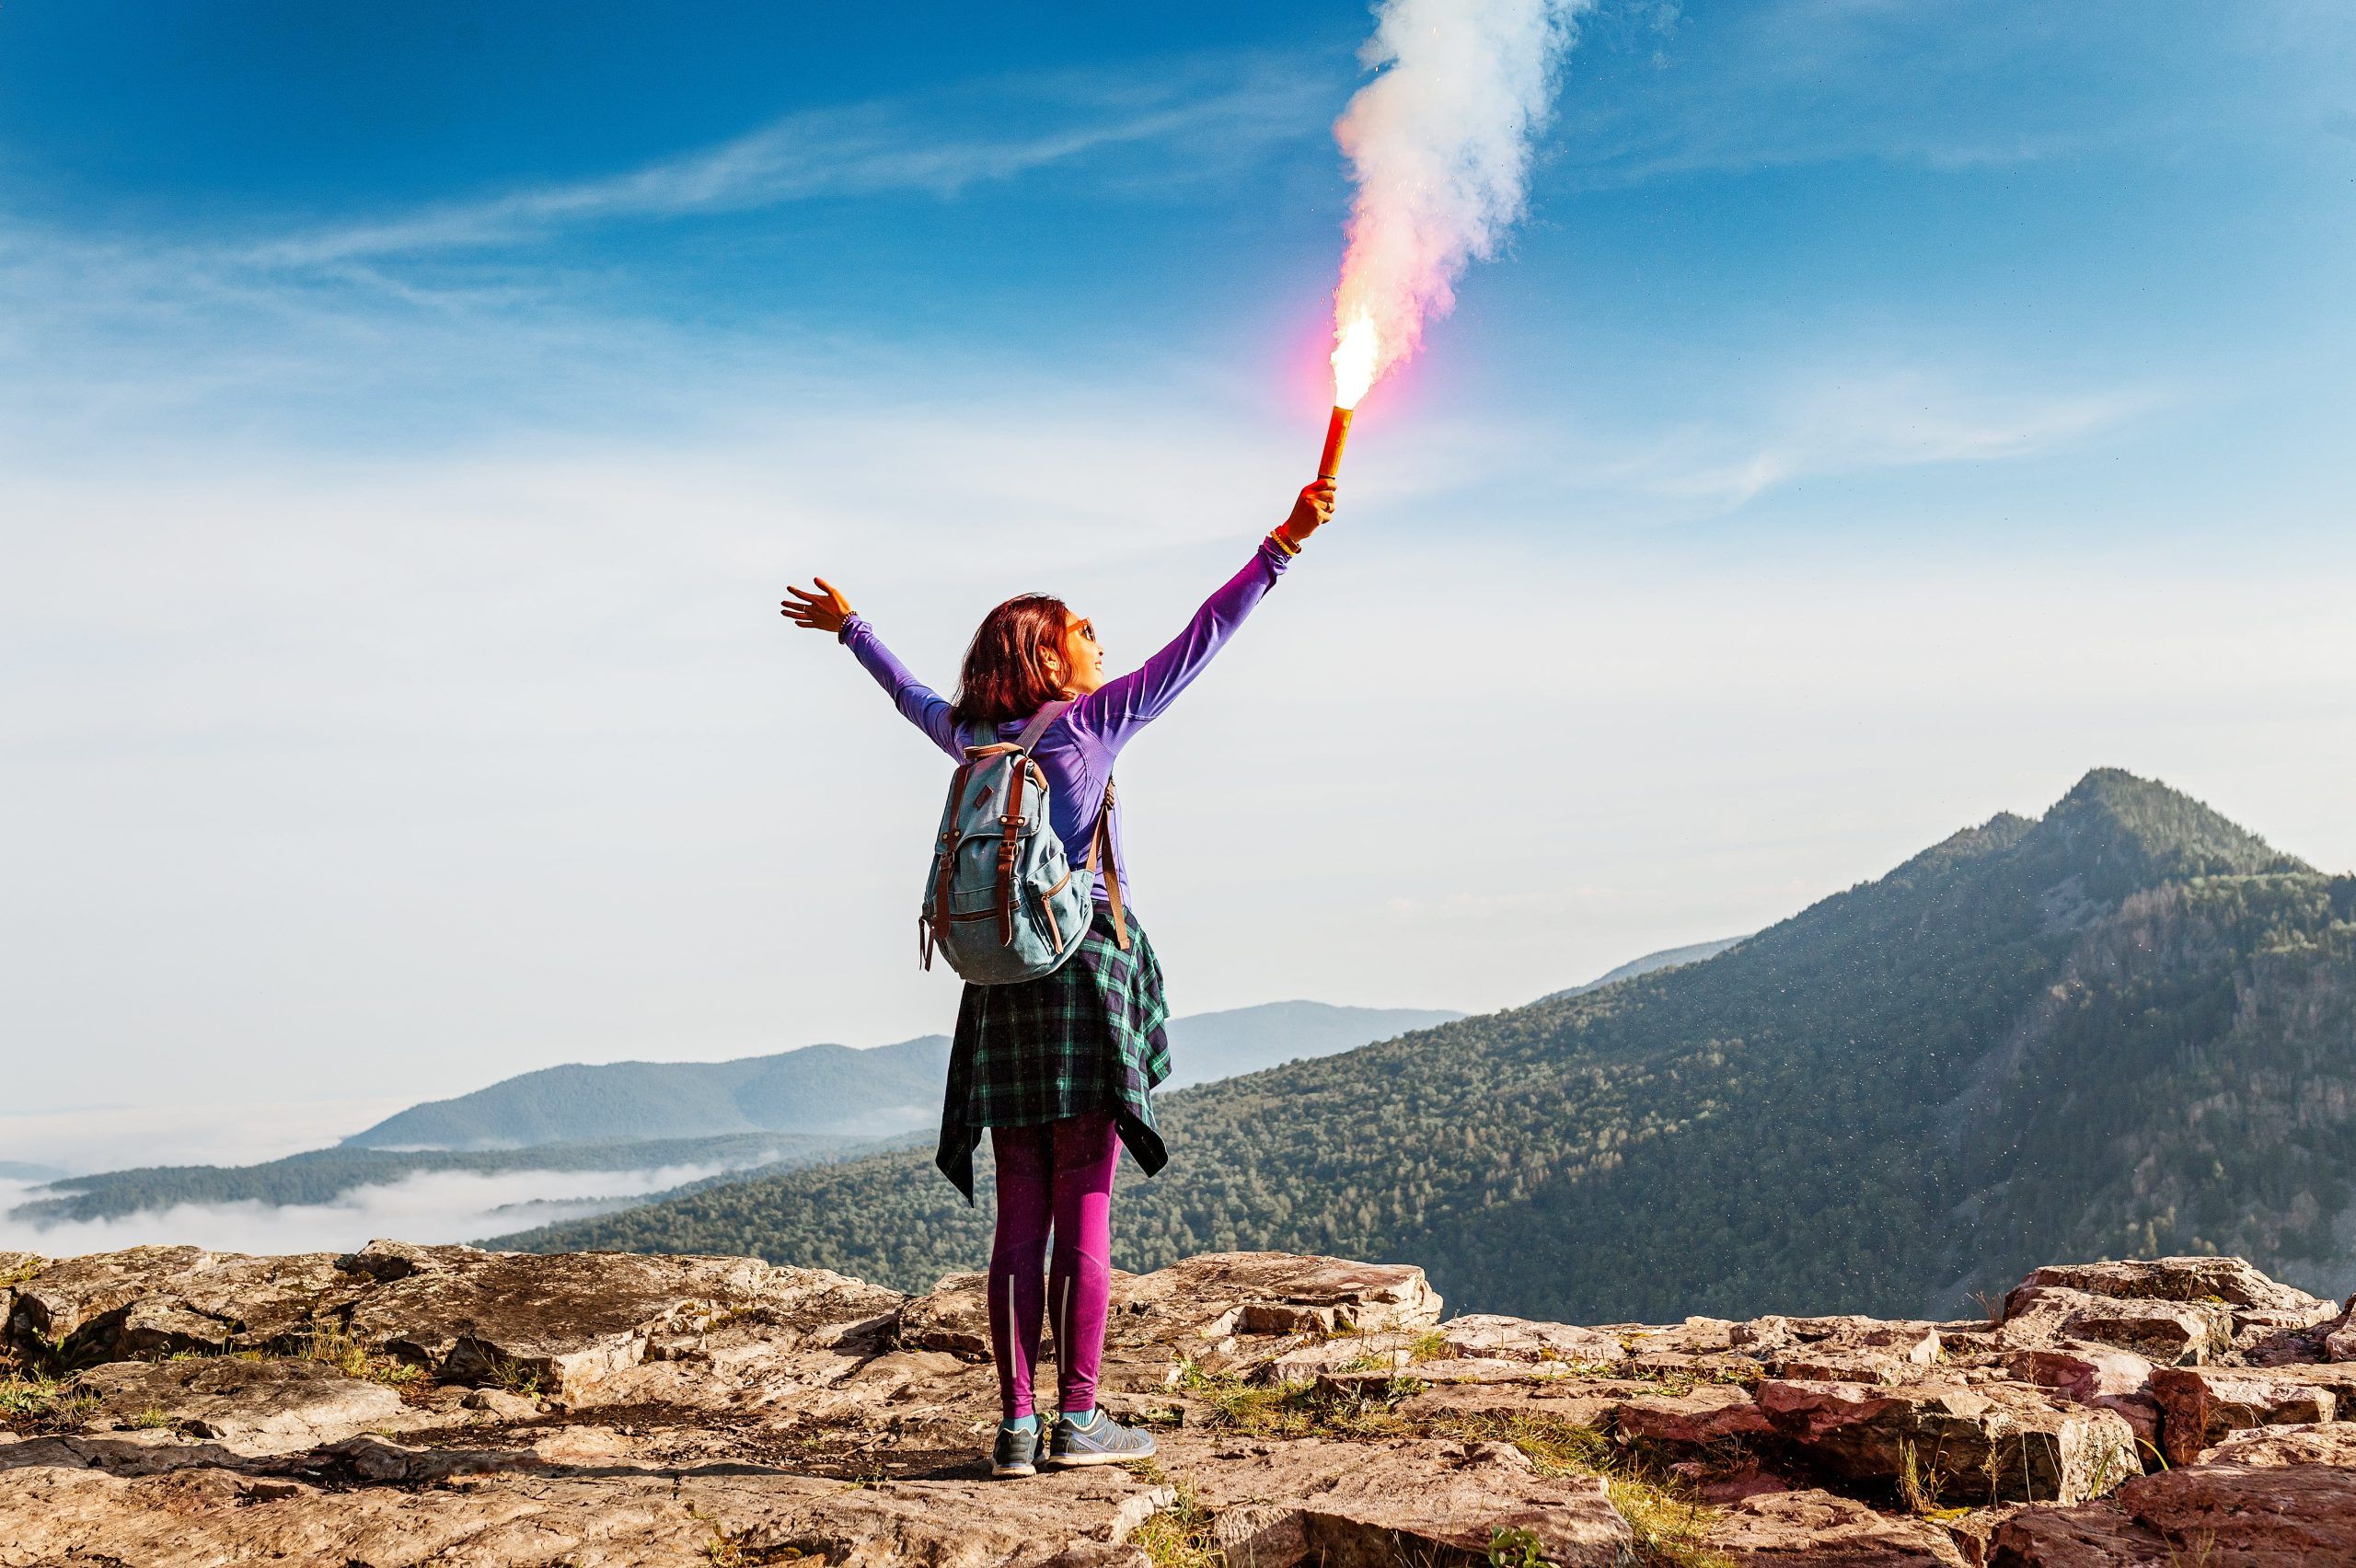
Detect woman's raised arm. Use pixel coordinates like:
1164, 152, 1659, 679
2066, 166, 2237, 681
1068, 479, 1334, 752
783, 577, 962, 757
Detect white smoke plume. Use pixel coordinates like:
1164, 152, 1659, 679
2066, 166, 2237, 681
1331, 0, 1588, 399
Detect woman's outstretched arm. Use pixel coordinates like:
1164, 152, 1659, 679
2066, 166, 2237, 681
782, 578, 962, 757
1068, 479, 1334, 753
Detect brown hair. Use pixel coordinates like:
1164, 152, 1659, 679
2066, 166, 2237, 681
949, 594, 1070, 730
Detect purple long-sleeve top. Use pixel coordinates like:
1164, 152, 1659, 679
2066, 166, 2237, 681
838, 537, 1293, 917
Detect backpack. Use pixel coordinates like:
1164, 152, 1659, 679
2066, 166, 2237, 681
919, 700, 1127, 984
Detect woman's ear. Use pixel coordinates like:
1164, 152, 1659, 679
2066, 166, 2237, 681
1040, 645, 1066, 683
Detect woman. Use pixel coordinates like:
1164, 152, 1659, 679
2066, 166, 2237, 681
780, 476, 1337, 1478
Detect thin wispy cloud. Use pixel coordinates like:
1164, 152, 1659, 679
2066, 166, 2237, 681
248, 59, 1332, 268
1551, 0, 2356, 188
1638, 374, 2166, 510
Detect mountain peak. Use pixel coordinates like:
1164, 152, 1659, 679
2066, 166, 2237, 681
2038, 767, 2306, 893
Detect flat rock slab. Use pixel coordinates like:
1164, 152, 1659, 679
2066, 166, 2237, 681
340, 1245, 777, 1391
1984, 1505, 2171, 1566
1611, 1384, 1773, 1446
0, 1452, 1178, 1568
1705, 1488, 1967, 1565
5, 1248, 356, 1360
1179, 1436, 1632, 1568
68, 1357, 408, 1455
1434, 1314, 1627, 1366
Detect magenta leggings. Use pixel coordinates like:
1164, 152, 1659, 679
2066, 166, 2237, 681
988, 1111, 1119, 1419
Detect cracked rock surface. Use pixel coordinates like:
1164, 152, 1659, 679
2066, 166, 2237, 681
5, 1245, 2353, 1565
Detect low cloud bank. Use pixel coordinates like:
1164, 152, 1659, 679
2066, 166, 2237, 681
0, 1162, 728, 1258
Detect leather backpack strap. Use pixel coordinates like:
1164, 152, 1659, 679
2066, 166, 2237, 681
933, 759, 974, 948
995, 754, 1029, 948
1086, 778, 1129, 951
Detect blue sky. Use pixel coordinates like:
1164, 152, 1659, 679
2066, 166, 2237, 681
4, 1, 2353, 1160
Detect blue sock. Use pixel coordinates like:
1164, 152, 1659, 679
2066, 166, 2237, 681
1062, 1405, 1098, 1427
1000, 1414, 1039, 1435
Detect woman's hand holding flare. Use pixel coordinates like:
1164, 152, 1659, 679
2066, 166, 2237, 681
1276, 478, 1336, 551
781, 578, 855, 635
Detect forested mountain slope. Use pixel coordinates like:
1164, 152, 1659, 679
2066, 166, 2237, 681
497, 770, 2356, 1321
348, 1004, 1456, 1153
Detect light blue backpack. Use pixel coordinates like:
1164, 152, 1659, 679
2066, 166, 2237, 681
919, 700, 1127, 984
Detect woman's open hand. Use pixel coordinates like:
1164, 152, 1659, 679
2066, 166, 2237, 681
781, 578, 855, 635
1279, 478, 1336, 548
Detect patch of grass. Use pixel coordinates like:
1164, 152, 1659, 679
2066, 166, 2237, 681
1169, 1360, 1401, 1440
487, 1360, 544, 1398
0, 1258, 42, 1290
130, 1406, 172, 1430
1605, 1479, 1729, 1568
1129, 1480, 1219, 1568
296, 1322, 420, 1388
0, 1373, 100, 1433
1409, 1330, 1452, 1364
1898, 1438, 1957, 1515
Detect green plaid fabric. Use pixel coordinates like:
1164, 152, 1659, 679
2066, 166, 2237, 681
936, 906, 1172, 1203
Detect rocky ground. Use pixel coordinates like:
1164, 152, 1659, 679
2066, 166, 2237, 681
5, 1244, 2355, 1565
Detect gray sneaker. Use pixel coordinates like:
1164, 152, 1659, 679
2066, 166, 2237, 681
992, 1421, 1043, 1479
1044, 1408, 1157, 1467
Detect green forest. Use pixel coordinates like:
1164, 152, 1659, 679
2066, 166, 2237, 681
499, 770, 2356, 1321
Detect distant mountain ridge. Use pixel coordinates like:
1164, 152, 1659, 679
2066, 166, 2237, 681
1540, 937, 1748, 1003
498, 769, 2356, 1323
347, 1036, 953, 1150
346, 1002, 1462, 1153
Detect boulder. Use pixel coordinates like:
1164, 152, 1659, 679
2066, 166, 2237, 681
2009, 1259, 2327, 1316
893, 1269, 1011, 1361
2004, 1347, 2160, 1452
1988, 1423, 2356, 1564
68, 1358, 408, 1455
339, 1249, 778, 1392
4, 1248, 355, 1361
1704, 1488, 1967, 1565
2115, 1432, 2356, 1562
1998, 1286, 2229, 1366
2146, 1366, 2338, 1467
1755, 1379, 2139, 1504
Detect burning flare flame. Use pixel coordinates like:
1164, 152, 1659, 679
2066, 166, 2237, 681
1331, 312, 1380, 410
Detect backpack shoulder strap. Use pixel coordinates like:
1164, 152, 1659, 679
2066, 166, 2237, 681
1013, 699, 1072, 755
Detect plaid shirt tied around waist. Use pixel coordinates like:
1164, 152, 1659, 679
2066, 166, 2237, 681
936, 905, 1172, 1203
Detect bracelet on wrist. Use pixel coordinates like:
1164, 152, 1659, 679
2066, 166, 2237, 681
1267, 527, 1302, 557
